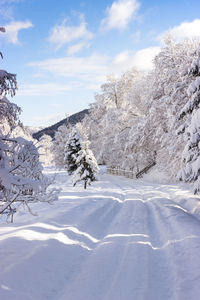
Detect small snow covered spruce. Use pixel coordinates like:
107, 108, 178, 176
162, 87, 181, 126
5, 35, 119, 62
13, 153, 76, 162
178, 46, 200, 194
72, 139, 99, 189
64, 127, 82, 175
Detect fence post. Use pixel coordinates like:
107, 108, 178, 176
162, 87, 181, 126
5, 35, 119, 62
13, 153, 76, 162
117, 167, 120, 176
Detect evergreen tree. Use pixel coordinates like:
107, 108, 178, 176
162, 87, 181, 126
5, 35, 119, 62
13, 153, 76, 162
72, 139, 99, 189
64, 127, 82, 175
178, 46, 200, 194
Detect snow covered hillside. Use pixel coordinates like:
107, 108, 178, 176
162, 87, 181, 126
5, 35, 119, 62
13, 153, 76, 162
1, 168, 200, 300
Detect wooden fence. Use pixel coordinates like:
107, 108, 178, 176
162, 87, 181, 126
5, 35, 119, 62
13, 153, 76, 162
107, 161, 156, 179
136, 161, 156, 178
107, 167, 135, 178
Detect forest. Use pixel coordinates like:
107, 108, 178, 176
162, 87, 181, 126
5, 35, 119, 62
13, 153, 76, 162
52, 37, 200, 192
1, 33, 200, 221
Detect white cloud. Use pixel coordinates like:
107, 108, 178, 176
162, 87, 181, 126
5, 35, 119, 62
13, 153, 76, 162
87, 83, 102, 91
29, 46, 160, 92
113, 50, 131, 64
0, 0, 23, 20
129, 47, 161, 71
17, 83, 74, 97
1, 20, 33, 44
48, 18, 94, 49
159, 19, 200, 42
110, 47, 161, 74
67, 41, 90, 55
29, 54, 109, 83
100, 0, 140, 31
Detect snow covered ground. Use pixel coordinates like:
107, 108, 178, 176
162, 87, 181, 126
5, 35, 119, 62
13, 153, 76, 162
1, 168, 200, 300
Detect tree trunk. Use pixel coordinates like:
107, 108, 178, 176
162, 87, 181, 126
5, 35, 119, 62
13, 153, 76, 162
84, 181, 87, 189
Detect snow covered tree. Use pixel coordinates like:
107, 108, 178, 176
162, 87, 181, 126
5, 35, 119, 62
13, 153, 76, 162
52, 123, 72, 169
0, 27, 59, 221
38, 134, 54, 166
178, 45, 200, 193
0, 136, 59, 221
72, 138, 99, 189
122, 38, 198, 178
81, 69, 143, 167
77, 37, 199, 183
64, 127, 82, 175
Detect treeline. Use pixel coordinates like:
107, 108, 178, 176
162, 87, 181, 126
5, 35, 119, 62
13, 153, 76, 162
80, 37, 200, 193
43, 37, 200, 194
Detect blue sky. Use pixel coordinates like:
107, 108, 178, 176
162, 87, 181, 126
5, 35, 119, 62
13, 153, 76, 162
1, 0, 200, 127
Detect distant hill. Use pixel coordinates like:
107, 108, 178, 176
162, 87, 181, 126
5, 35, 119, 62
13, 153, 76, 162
32, 109, 89, 140
25, 126, 44, 136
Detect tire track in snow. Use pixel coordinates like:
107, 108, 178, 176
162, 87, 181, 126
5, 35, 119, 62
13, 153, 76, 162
149, 198, 200, 300
69, 175, 200, 300
59, 180, 169, 299
125, 184, 200, 300
1, 171, 200, 300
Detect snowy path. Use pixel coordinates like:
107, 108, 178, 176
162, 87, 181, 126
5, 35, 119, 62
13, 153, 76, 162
1, 170, 200, 300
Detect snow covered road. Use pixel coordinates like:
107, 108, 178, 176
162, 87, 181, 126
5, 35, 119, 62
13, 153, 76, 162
1, 170, 200, 300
